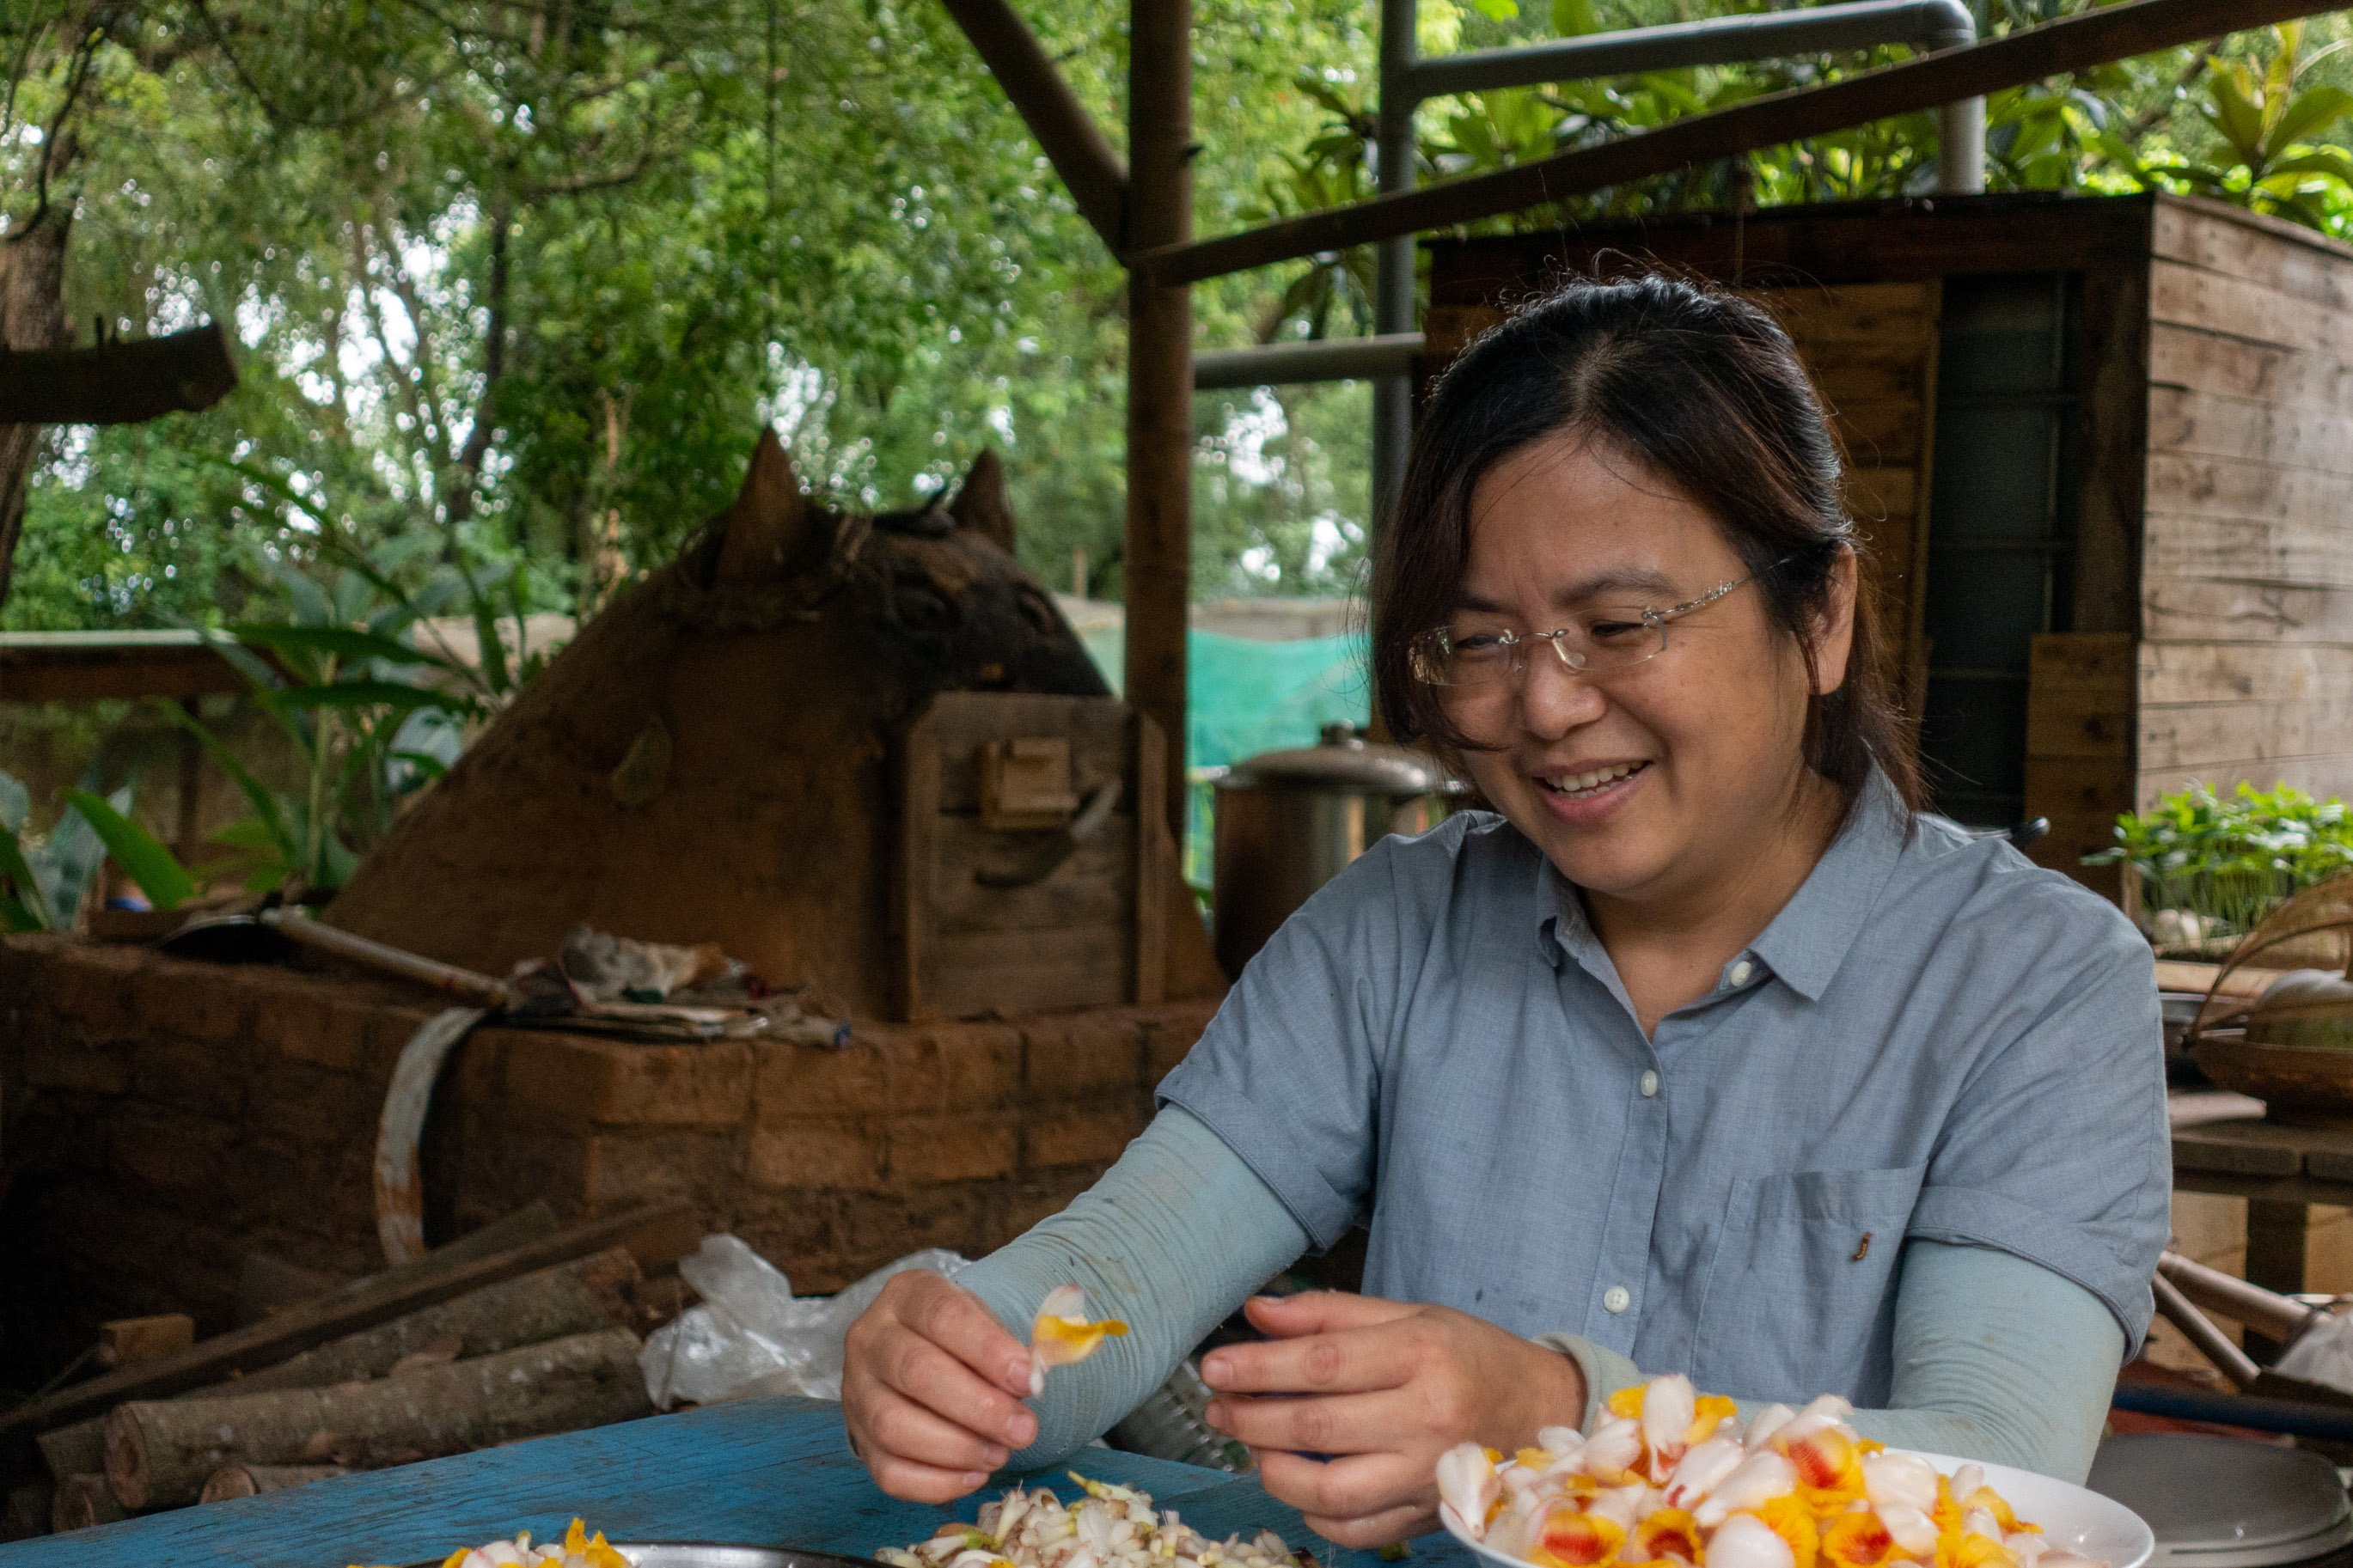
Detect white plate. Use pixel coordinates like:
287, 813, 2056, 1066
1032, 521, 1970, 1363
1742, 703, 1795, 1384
1440, 1449, 2154, 1568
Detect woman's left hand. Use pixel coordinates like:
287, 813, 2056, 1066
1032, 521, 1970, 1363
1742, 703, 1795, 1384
1198, 1293, 1588, 1549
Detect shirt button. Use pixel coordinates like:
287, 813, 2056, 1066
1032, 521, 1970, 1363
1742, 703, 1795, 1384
1640, 1070, 1659, 1098
1729, 960, 1754, 986
1604, 1285, 1632, 1314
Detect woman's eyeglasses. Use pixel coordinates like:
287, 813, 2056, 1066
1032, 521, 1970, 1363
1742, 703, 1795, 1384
1409, 568, 1771, 691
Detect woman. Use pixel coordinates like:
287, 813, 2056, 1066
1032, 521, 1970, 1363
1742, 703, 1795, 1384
841, 275, 2168, 1544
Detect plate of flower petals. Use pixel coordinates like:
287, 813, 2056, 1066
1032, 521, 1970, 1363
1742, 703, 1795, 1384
1436, 1376, 2152, 1568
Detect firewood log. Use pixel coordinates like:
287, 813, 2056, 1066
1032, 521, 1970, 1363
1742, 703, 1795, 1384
51, 1473, 126, 1532
107, 1327, 650, 1510
1, 1198, 683, 1452
32, 1248, 637, 1484
34, 1419, 104, 1485
223, 1248, 638, 1395
199, 1463, 347, 1504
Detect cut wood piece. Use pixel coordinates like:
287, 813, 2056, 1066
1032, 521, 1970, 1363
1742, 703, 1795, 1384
51, 1473, 126, 1532
34, 1417, 105, 1484
107, 1327, 651, 1510
220, 1247, 639, 1396
198, 1463, 347, 1504
235, 1252, 356, 1326
0, 1198, 681, 1451
99, 1315, 194, 1369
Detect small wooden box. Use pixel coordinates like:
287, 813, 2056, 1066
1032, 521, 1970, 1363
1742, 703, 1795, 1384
893, 692, 1166, 1022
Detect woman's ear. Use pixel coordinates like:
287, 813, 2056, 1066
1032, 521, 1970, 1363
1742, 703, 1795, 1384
1809, 545, 1861, 697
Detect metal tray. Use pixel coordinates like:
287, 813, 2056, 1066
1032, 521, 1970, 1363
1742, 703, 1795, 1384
408, 1547, 877, 1568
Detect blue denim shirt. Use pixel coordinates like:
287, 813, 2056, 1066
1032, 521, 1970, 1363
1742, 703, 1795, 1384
1158, 772, 2169, 1406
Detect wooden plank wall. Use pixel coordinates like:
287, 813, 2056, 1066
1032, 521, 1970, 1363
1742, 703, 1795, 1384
2025, 631, 2135, 896
1761, 283, 1939, 705
2138, 198, 2353, 809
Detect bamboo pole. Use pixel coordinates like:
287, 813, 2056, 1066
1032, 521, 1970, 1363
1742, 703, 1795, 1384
1126, 0, 1194, 840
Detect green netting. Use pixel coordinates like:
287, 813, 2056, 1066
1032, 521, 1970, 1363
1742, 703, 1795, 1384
1077, 625, 1371, 771
1079, 625, 1371, 890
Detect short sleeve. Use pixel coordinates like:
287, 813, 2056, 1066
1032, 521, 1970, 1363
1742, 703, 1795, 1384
1904, 884, 2170, 1349
1157, 818, 1472, 1248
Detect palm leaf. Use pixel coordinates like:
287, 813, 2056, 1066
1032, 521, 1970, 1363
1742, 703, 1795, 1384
228, 623, 455, 670
2270, 85, 2353, 156
259, 680, 462, 716
61, 790, 197, 912
151, 698, 297, 858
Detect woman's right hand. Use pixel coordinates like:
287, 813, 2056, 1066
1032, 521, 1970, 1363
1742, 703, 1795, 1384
841, 1270, 1041, 1501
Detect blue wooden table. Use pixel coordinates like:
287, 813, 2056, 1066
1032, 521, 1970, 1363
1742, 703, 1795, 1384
0, 1399, 1478, 1568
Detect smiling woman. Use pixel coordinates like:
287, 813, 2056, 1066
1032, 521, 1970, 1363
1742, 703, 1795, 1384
835, 275, 2168, 1550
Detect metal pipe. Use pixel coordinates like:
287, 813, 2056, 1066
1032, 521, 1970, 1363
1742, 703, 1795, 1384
2151, 1271, 2263, 1391
1195, 333, 1426, 388
1400, 0, 1976, 102
1142, 0, 2286, 286
1399, 0, 1982, 196
1372, 0, 1421, 528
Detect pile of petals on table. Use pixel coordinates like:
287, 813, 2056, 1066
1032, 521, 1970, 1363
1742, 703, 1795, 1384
1435, 1376, 2105, 1568
350, 1517, 630, 1568
877, 1473, 1315, 1568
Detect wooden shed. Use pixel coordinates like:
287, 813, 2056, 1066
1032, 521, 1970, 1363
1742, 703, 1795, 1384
1423, 192, 2353, 898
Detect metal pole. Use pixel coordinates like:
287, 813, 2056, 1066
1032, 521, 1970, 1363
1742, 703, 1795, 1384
1127, 0, 1194, 840
1372, 0, 1418, 530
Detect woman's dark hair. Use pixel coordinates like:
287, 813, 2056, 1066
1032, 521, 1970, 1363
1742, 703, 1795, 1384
1372, 272, 1922, 809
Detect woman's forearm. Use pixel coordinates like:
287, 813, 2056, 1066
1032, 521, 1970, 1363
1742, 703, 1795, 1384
1543, 1241, 2124, 1482
954, 1104, 1313, 1467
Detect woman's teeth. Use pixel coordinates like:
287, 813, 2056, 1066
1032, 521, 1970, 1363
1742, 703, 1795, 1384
1545, 763, 1641, 797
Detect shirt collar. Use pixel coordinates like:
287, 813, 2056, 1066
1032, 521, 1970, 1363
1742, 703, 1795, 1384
1533, 765, 1911, 1003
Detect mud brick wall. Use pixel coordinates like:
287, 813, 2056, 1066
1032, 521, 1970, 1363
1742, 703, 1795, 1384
0, 934, 1216, 1384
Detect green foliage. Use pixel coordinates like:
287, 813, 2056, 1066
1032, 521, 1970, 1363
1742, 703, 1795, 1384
169, 534, 541, 894
58, 788, 196, 912
2099, 24, 2353, 230
0, 767, 180, 930
2087, 782, 2353, 935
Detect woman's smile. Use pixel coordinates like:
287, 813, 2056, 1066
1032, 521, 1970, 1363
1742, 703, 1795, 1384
1532, 758, 1651, 818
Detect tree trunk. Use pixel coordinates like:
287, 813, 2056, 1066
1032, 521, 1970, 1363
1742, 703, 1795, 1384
198, 1464, 347, 1504
0, 199, 74, 611
51, 1473, 126, 1532
105, 1327, 651, 1510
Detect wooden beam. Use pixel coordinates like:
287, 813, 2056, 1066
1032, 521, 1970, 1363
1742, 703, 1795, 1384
0, 321, 237, 426
1134, 0, 2335, 285
0, 633, 252, 704
1125, 0, 1193, 840
939, 0, 1129, 252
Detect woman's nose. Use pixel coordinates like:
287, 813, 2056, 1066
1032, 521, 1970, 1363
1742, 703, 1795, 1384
1516, 651, 1606, 736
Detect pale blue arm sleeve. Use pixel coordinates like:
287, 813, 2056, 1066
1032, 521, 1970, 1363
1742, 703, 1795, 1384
956, 1104, 1311, 1468
1547, 1240, 2124, 1484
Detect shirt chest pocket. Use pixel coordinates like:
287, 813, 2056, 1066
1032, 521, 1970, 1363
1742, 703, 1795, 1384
1690, 1163, 1927, 1406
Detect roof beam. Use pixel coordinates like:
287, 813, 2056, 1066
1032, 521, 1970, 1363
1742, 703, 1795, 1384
938, 0, 1130, 252
1133, 0, 2329, 285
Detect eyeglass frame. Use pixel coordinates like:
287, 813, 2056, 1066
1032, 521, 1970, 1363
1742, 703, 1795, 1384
1409, 557, 1790, 690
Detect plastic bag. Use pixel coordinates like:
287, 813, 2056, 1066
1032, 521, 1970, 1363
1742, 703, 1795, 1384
2277, 1309, 2353, 1394
639, 1235, 968, 1408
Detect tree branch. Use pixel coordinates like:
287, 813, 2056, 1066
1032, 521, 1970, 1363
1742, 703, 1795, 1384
0, 320, 238, 424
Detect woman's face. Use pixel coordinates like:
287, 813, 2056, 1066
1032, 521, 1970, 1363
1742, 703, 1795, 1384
1447, 434, 1852, 906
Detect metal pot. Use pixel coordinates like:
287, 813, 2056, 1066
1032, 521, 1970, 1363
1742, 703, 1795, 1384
1212, 723, 1463, 977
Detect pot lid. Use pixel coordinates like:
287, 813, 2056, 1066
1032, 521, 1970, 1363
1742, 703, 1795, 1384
1219, 723, 1458, 795
2087, 1433, 2353, 1567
